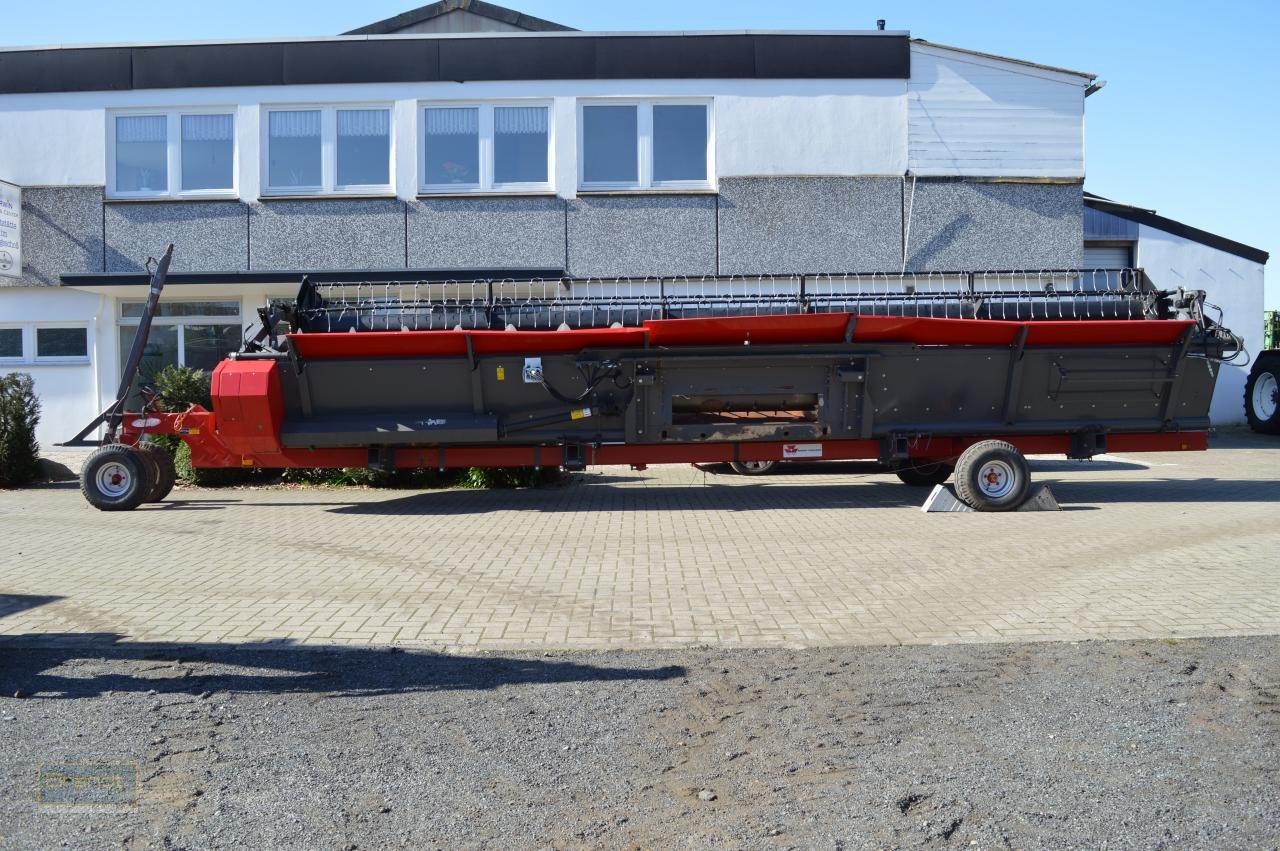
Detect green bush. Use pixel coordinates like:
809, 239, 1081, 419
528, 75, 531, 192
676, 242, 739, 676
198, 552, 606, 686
279, 467, 460, 489
459, 466, 562, 489
173, 440, 264, 487
152, 364, 212, 410
0, 373, 42, 488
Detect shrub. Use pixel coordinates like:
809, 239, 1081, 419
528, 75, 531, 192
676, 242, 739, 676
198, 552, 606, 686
279, 467, 460, 489
152, 364, 212, 410
459, 466, 562, 489
0, 373, 41, 488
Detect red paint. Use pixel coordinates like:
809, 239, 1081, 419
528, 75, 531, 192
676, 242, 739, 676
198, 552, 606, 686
287, 313, 1194, 359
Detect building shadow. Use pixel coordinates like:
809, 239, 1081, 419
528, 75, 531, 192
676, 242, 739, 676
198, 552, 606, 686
0, 634, 686, 701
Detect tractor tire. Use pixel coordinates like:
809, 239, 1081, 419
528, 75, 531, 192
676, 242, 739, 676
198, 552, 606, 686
953, 440, 1031, 511
137, 443, 177, 502
1244, 353, 1280, 434
80, 444, 148, 511
730, 460, 778, 476
893, 460, 954, 488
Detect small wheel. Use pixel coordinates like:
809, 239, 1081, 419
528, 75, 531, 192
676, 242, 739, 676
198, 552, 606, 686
730, 460, 778, 476
893, 459, 954, 488
137, 443, 177, 502
954, 440, 1031, 511
1244, 355, 1280, 434
80, 444, 148, 511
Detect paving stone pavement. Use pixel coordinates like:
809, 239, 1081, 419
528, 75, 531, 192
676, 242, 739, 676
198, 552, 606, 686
2, 432, 1278, 651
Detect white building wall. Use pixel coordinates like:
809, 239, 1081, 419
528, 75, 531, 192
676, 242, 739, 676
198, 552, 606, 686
0, 286, 111, 447
0, 78, 912, 198
1135, 225, 1266, 425
908, 43, 1087, 178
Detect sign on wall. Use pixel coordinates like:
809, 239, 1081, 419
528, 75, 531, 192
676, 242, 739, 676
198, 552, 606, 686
0, 179, 20, 278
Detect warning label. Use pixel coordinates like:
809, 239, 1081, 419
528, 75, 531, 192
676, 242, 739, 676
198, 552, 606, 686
782, 443, 823, 459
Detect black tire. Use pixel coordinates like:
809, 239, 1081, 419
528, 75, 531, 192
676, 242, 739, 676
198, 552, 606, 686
893, 460, 954, 488
953, 440, 1031, 511
730, 460, 778, 476
1244, 354, 1280, 434
137, 443, 177, 502
80, 444, 148, 511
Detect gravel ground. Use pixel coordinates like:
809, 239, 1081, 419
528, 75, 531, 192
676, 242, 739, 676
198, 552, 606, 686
0, 636, 1276, 850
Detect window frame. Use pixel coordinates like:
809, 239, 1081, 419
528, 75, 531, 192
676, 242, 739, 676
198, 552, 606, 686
106, 107, 238, 200
577, 99, 714, 192
117, 298, 244, 374
418, 100, 555, 195
0, 325, 26, 364
261, 103, 395, 198
32, 323, 91, 365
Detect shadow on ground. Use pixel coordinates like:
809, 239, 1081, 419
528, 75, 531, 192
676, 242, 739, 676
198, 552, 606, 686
0, 634, 686, 701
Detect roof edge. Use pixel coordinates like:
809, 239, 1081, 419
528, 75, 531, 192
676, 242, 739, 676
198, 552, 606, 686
1084, 194, 1269, 265
912, 39, 1096, 83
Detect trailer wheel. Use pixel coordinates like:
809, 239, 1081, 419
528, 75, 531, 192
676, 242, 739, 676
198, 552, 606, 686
1244, 354, 1280, 434
80, 445, 148, 511
730, 460, 778, 476
893, 460, 954, 488
137, 443, 177, 503
954, 440, 1031, 511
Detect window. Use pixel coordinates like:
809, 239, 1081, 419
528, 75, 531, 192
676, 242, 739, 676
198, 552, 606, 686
421, 102, 552, 193
109, 110, 236, 198
264, 106, 392, 195
579, 101, 711, 190
118, 301, 241, 406
35, 327, 89, 362
0, 327, 22, 361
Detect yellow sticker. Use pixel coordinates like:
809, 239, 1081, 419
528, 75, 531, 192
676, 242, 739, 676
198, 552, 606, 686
496, 365, 505, 381
570, 407, 592, 420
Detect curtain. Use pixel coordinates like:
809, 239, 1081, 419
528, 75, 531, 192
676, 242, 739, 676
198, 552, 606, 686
116, 115, 166, 143
425, 107, 478, 136
181, 113, 233, 142
495, 106, 548, 135
269, 110, 321, 138
337, 109, 390, 137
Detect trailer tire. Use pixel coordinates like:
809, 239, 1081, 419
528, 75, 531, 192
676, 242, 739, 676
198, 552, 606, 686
893, 460, 954, 488
954, 440, 1031, 511
137, 443, 177, 503
730, 460, 778, 476
80, 445, 148, 511
1244, 354, 1280, 434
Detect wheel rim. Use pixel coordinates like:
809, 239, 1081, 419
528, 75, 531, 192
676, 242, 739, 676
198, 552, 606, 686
976, 460, 1016, 499
739, 461, 773, 472
1254, 372, 1278, 421
95, 461, 133, 498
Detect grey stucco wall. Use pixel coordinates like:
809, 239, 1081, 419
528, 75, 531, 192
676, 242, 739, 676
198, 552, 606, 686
408, 197, 565, 270
718, 177, 903, 275
567, 195, 716, 277
10, 179, 1086, 284
248, 199, 406, 270
105, 201, 248, 273
905, 180, 1083, 271
7, 186, 103, 287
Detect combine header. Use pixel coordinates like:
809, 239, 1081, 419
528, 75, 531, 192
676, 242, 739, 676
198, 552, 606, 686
73, 245, 1241, 511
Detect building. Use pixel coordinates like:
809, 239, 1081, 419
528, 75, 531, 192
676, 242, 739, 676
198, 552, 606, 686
0, 0, 1267, 446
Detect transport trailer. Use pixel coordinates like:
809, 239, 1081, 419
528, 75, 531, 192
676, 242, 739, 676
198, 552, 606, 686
72, 246, 1241, 512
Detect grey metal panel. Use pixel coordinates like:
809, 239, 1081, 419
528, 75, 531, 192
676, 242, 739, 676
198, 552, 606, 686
1084, 206, 1138, 241
7, 186, 104, 287
105, 201, 248, 273
567, 195, 716, 278
905, 181, 1082, 272
717, 177, 902, 275
248, 199, 406, 271
1083, 244, 1131, 269
407, 197, 565, 270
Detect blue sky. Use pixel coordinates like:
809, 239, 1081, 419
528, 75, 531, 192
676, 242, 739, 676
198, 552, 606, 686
6, 0, 1276, 307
